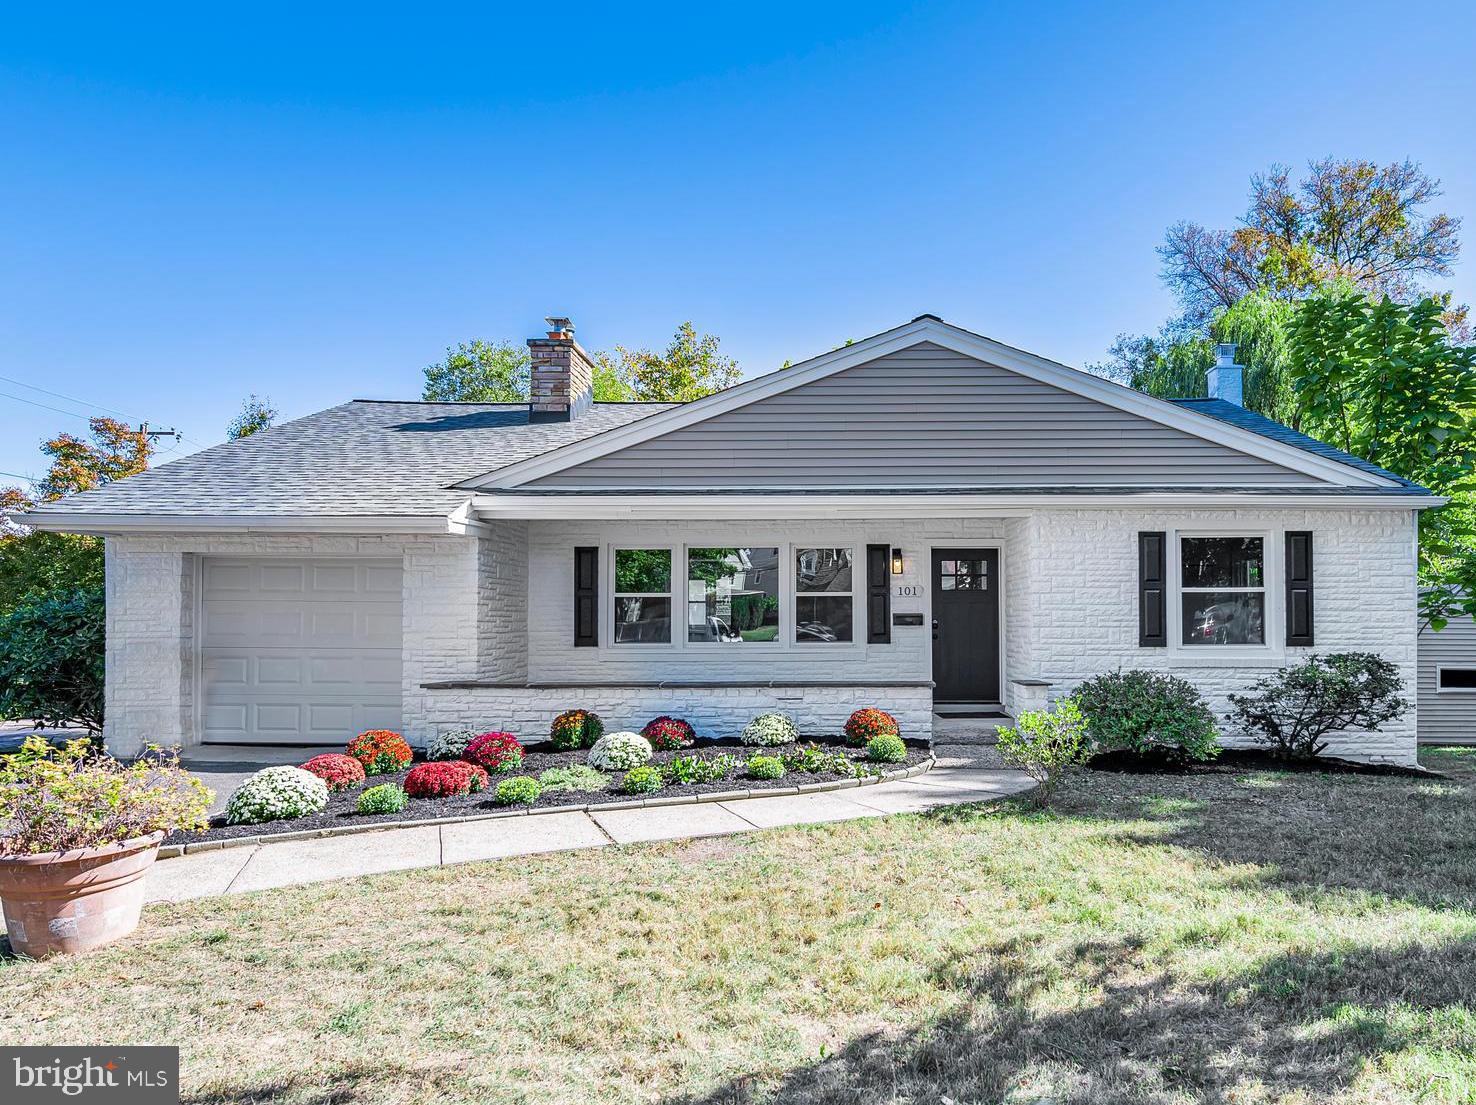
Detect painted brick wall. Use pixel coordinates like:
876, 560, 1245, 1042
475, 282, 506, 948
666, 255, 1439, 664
102, 506, 1420, 766
477, 522, 528, 682
417, 683, 936, 744
1021, 507, 1420, 765
103, 532, 479, 756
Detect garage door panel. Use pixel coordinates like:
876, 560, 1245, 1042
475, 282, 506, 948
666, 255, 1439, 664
200, 557, 403, 745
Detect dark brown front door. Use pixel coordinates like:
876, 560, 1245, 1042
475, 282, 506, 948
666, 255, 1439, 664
931, 548, 1000, 702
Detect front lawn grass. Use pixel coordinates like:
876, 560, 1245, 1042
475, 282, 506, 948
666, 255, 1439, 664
3, 749, 1474, 1104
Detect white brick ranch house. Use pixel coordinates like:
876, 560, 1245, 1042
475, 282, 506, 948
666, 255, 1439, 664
23, 316, 1438, 765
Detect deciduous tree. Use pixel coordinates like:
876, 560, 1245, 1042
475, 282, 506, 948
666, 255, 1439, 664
1287, 292, 1476, 628
228, 395, 277, 439
1160, 158, 1464, 332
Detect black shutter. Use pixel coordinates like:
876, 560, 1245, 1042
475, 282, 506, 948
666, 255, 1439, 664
1138, 532, 1167, 647
574, 546, 598, 647
866, 543, 891, 644
1285, 531, 1314, 646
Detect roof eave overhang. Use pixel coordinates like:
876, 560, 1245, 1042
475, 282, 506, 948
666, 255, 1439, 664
15, 508, 488, 537
472, 490, 1444, 521
460, 317, 1401, 492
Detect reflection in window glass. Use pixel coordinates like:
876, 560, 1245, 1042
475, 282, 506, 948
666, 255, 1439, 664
939, 558, 988, 591
614, 549, 671, 644
1181, 537, 1263, 588
1181, 591, 1264, 645
687, 547, 780, 644
795, 548, 853, 643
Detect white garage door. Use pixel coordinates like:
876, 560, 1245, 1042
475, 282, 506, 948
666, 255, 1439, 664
200, 557, 403, 745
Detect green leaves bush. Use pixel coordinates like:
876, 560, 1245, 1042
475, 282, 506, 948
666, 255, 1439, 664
995, 699, 1091, 808
1072, 669, 1220, 764
621, 766, 664, 795
538, 764, 609, 793
865, 734, 907, 763
1227, 652, 1408, 760
494, 776, 542, 805
0, 587, 104, 733
357, 783, 408, 815
745, 755, 785, 780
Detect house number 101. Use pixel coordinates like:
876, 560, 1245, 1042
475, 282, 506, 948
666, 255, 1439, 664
894, 584, 922, 597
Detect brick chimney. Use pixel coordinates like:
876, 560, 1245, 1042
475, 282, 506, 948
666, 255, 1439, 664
1206, 343, 1244, 406
527, 316, 595, 422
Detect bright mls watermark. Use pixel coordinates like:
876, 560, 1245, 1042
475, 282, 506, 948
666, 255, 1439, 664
2, 1047, 178, 1103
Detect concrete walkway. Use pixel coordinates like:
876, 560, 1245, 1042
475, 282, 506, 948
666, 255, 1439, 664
143, 745, 1034, 904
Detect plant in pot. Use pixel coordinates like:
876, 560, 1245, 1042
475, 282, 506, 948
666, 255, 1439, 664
0, 736, 213, 958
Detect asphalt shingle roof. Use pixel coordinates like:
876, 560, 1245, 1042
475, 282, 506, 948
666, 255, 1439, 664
24, 401, 675, 519
1167, 398, 1426, 491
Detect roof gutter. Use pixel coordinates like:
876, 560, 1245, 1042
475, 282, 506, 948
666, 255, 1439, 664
15, 510, 489, 537
472, 490, 1446, 520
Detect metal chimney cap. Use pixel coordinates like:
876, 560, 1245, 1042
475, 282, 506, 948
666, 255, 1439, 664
1215, 343, 1239, 366
545, 316, 575, 337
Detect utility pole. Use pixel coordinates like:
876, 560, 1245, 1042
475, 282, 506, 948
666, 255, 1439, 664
136, 422, 182, 444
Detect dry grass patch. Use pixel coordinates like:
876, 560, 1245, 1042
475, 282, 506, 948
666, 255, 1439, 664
2, 750, 1474, 1104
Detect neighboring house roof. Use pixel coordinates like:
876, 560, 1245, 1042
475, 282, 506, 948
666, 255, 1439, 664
1168, 398, 1427, 491
19, 401, 673, 527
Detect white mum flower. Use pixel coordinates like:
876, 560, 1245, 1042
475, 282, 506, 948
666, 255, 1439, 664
587, 731, 652, 771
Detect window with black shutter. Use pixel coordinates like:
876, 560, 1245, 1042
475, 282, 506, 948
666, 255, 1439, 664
865, 544, 891, 644
1285, 531, 1314, 646
1138, 532, 1167, 647
573, 546, 598, 647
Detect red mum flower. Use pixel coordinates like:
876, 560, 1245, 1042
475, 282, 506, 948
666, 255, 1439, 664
345, 730, 414, 774
463, 731, 525, 774
300, 753, 366, 792
641, 715, 696, 751
404, 759, 489, 798
843, 708, 899, 747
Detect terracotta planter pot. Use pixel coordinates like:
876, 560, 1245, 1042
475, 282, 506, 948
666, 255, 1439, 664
0, 832, 163, 958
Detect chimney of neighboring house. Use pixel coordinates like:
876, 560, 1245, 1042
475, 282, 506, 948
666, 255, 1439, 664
527, 316, 595, 422
1206, 343, 1244, 406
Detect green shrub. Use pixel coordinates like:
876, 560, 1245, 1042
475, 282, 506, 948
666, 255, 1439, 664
995, 699, 1091, 807
621, 766, 664, 795
865, 734, 907, 763
1072, 669, 1221, 764
662, 753, 739, 785
1227, 652, 1408, 760
0, 736, 211, 854
538, 764, 609, 793
0, 587, 104, 735
494, 776, 542, 805
780, 744, 855, 775
357, 783, 408, 815
746, 755, 786, 780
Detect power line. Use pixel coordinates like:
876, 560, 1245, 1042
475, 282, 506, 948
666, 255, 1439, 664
0, 389, 101, 423
0, 372, 148, 423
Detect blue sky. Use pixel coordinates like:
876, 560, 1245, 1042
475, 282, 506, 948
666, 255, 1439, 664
2, 1, 1473, 482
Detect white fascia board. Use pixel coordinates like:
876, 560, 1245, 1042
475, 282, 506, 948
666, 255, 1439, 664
466, 317, 1396, 492
15, 511, 485, 536
472, 492, 1442, 520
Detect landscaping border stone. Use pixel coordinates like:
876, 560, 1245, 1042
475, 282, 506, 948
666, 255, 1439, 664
155, 754, 936, 859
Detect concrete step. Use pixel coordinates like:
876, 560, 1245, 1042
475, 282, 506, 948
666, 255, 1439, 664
932, 714, 1012, 745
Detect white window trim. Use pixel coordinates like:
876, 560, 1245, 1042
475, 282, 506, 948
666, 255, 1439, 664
599, 540, 863, 656
683, 544, 784, 648
609, 546, 676, 647
793, 544, 860, 647
1169, 529, 1282, 660
1435, 665, 1476, 693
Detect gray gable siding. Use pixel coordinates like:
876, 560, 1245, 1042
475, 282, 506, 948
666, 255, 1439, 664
523, 343, 1326, 489
1419, 615, 1476, 744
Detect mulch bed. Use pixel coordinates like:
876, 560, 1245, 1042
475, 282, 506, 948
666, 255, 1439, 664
1087, 747, 1433, 779
170, 737, 930, 845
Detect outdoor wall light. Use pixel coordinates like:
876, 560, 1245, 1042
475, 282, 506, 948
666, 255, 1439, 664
891, 548, 904, 575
